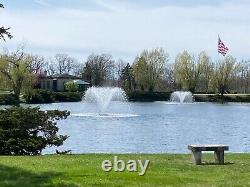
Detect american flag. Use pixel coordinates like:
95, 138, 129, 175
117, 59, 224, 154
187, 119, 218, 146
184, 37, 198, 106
218, 36, 229, 56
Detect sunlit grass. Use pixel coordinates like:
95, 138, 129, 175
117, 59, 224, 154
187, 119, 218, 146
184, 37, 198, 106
0, 154, 249, 186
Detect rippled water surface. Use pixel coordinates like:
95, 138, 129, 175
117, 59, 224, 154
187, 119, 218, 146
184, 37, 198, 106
27, 101, 250, 154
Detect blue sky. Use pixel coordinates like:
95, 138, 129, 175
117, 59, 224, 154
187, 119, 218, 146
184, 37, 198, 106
1, 0, 250, 62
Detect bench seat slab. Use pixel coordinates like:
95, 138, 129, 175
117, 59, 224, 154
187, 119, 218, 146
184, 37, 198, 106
188, 144, 229, 165
188, 145, 229, 152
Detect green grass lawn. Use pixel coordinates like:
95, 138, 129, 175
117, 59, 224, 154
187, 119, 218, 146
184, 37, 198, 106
0, 154, 250, 187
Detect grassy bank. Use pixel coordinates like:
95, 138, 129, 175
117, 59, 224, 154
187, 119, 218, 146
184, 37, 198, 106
0, 154, 250, 186
0, 90, 84, 105
127, 92, 250, 103
127, 92, 171, 102
24, 90, 84, 104
194, 94, 250, 103
2, 90, 250, 105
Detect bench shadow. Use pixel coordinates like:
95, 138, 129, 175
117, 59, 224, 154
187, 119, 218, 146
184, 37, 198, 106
0, 164, 78, 187
201, 162, 234, 166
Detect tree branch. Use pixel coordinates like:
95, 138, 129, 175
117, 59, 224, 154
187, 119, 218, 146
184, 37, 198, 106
0, 4, 13, 41
0, 69, 12, 81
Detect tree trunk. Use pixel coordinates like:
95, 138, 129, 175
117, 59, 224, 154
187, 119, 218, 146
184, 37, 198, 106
13, 87, 21, 106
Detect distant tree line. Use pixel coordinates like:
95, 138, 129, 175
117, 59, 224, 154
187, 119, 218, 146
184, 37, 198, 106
1, 47, 250, 99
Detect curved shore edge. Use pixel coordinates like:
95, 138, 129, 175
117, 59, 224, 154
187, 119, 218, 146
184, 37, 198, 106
1, 91, 250, 105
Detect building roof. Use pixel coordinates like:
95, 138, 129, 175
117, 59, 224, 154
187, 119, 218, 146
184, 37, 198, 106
48, 73, 80, 79
73, 79, 90, 85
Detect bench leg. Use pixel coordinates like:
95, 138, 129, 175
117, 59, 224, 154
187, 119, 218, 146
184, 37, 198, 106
214, 150, 224, 164
192, 151, 202, 165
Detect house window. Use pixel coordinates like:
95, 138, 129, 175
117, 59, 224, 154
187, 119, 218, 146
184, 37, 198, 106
42, 80, 46, 89
53, 79, 57, 91
47, 80, 50, 89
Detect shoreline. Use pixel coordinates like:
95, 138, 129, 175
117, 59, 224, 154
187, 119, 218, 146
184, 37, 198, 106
127, 92, 250, 103
2, 91, 250, 105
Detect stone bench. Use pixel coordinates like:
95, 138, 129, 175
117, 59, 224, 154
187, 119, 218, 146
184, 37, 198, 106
188, 145, 229, 165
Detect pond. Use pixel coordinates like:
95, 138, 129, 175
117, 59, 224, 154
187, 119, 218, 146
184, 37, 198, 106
33, 101, 250, 154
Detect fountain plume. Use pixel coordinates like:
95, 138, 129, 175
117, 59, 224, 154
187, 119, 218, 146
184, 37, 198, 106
84, 87, 127, 112
170, 91, 193, 103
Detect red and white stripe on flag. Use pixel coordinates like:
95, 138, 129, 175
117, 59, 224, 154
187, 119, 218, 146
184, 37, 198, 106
218, 36, 229, 56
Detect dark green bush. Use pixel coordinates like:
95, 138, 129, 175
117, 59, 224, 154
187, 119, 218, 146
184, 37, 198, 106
127, 91, 171, 102
234, 95, 250, 102
24, 90, 83, 104
0, 107, 70, 155
194, 94, 250, 103
24, 89, 55, 104
54, 92, 83, 102
194, 95, 229, 102
0, 94, 19, 105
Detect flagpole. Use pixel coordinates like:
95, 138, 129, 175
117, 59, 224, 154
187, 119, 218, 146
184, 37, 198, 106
217, 34, 220, 63
217, 34, 220, 57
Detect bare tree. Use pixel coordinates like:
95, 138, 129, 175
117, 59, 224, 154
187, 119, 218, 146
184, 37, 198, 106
54, 54, 74, 74
239, 60, 250, 94
115, 59, 127, 79
164, 63, 176, 91
82, 54, 115, 86
114, 59, 127, 86
71, 61, 84, 77
44, 58, 56, 75
26, 55, 46, 74
45, 54, 79, 75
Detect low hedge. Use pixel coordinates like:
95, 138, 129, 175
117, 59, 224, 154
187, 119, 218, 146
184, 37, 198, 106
54, 92, 83, 102
127, 92, 250, 103
127, 91, 171, 102
0, 94, 19, 105
24, 90, 84, 104
24, 90, 55, 104
194, 94, 250, 103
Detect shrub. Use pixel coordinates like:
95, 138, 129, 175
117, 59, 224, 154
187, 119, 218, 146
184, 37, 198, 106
127, 91, 171, 102
0, 94, 19, 105
194, 94, 250, 103
24, 89, 55, 104
54, 92, 83, 102
235, 95, 250, 102
65, 81, 78, 92
0, 107, 70, 155
24, 90, 83, 104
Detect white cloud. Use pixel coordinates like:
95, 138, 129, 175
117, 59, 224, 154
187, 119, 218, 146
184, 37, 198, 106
93, 0, 120, 12
1, 1, 250, 62
34, 0, 51, 7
